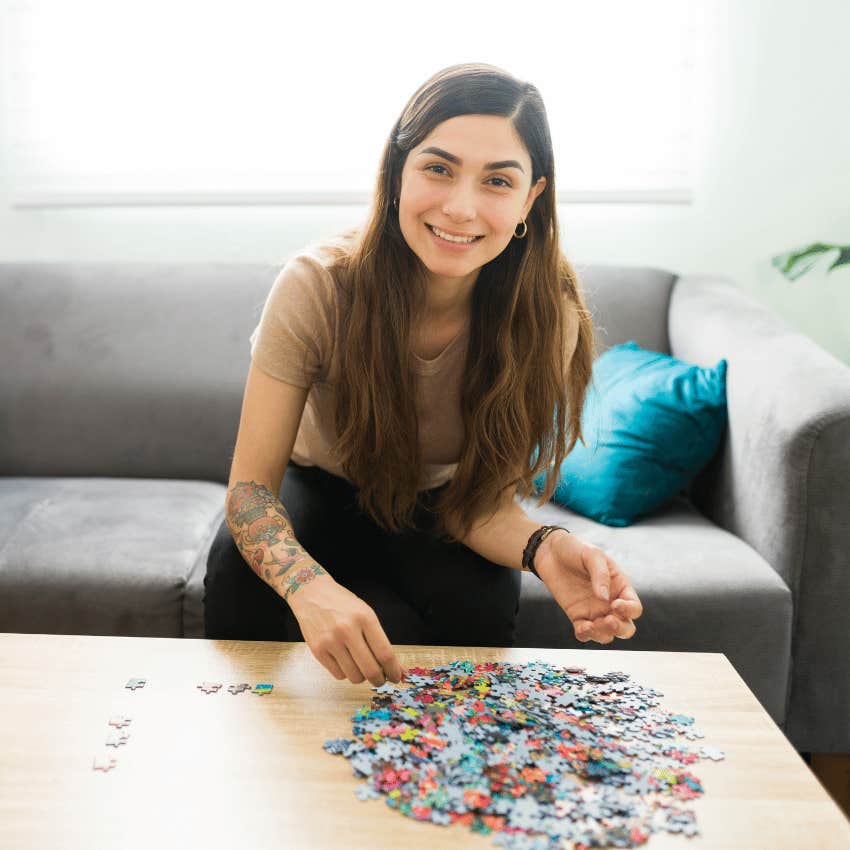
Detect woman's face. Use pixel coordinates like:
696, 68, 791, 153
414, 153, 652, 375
397, 114, 547, 287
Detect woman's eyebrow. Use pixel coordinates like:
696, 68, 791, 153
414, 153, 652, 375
417, 146, 525, 173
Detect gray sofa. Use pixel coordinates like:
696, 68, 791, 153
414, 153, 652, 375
1, 260, 848, 754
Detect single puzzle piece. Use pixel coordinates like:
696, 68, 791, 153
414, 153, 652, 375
105, 731, 130, 748
251, 683, 273, 695
92, 754, 118, 772
108, 715, 132, 728
125, 678, 146, 691
227, 683, 251, 695
197, 682, 223, 694
355, 783, 382, 801
698, 746, 725, 761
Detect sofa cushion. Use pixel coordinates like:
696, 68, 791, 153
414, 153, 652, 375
0, 478, 224, 639
534, 341, 728, 526
516, 492, 793, 727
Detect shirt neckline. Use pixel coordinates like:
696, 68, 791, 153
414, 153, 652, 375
411, 320, 470, 373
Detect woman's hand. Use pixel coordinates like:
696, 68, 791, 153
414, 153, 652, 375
533, 530, 643, 644
286, 575, 407, 686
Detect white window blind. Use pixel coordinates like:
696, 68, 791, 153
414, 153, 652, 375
2, 0, 700, 207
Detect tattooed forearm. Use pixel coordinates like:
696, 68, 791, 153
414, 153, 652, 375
225, 480, 328, 600
279, 563, 327, 601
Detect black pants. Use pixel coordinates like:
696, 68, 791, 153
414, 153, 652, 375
203, 460, 522, 647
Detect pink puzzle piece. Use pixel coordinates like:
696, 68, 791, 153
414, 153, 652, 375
108, 715, 132, 729
93, 754, 118, 772
197, 682, 223, 695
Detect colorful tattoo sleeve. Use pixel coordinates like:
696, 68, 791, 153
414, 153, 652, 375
225, 480, 327, 598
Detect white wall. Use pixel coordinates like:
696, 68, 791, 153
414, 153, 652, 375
2, 0, 849, 363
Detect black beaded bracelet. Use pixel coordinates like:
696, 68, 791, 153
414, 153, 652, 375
521, 525, 570, 580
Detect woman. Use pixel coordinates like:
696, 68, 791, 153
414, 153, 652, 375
204, 63, 643, 686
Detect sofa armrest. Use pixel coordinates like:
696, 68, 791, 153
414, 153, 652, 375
667, 273, 850, 752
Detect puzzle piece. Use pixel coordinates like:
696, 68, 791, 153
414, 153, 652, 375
197, 682, 223, 694
354, 783, 382, 801
699, 746, 726, 761
251, 683, 273, 695
105, 731, 130, 747
227, 683, 251, 695
108, 715, 132, 728
92, 754, 118, 772
125, 678, 146, 691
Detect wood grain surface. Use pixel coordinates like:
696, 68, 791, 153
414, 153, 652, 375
0, 633, 847, 849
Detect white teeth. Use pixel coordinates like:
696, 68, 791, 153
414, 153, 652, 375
430, 225, 479, 244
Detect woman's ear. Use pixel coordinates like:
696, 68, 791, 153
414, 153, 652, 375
525, 176, 547, 218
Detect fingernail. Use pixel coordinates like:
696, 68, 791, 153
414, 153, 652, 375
601, 586, 610, 601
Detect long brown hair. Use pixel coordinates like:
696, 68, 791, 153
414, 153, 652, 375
313, 62, 597, 544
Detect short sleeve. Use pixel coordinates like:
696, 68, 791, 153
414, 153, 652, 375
248, 255, 331, 388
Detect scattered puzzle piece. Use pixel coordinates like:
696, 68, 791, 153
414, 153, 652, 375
698, 746, 726, 761
227, 683, 251, 695
92, 754, 117, 772
105, 731, 130, 748
251, 683, 273, 695
108, 715, 132, 728
125, 678, 146, 691
197, 682, 223, 694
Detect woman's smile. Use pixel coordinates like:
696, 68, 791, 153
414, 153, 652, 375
425, 222, 485, 251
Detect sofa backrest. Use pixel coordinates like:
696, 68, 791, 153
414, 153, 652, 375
0, 260, 677, 482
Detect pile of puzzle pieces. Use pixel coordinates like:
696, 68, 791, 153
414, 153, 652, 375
324, 660, 725, 850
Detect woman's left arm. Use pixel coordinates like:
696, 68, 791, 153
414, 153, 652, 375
452, 496, 643, 644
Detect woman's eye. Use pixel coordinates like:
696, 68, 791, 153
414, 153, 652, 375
424, 164, 511, 188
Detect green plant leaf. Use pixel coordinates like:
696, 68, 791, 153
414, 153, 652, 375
827, 246, 850, 272
771, 243, 850, 281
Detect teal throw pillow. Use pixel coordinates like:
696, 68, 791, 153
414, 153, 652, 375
532, 341, 728, 526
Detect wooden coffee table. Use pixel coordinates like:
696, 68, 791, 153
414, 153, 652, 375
1, 632, 848, 849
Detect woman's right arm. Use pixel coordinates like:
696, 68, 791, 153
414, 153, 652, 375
225, 360, 406, 686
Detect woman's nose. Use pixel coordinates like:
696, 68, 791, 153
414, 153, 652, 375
441, 181, 477, 221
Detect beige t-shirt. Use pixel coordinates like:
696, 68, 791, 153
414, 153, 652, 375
249, 240, 470, 491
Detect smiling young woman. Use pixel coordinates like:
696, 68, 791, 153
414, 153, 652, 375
202, 63, 638, 688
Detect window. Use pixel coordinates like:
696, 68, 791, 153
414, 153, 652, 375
2, 0, 701, 207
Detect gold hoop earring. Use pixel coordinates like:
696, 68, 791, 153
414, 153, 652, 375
514, 219, 527, 239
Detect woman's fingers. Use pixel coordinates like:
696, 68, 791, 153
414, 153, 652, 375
331, 642, 366, 684
609, 613, 636, 639
348, 638, 387, 687
612, 595, 643, 621
361, 617, 405, 685
585, 548, 611, 602
573, 618, 591, 642
318, 649, 347, 681
574, 613, 636, 643
573, 617, 614, 643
